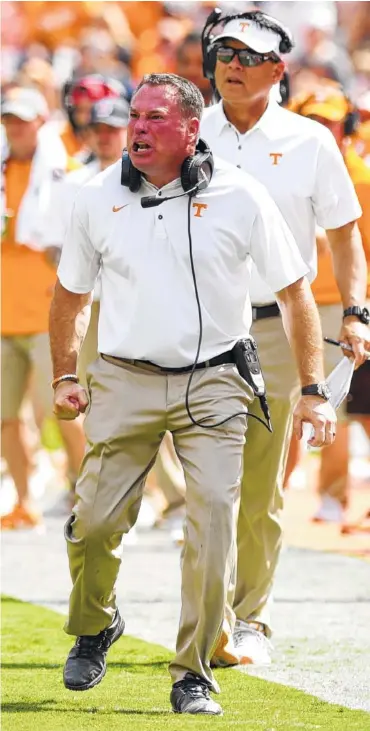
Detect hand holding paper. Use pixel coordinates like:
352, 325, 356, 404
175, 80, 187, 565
302, 356, 355, 448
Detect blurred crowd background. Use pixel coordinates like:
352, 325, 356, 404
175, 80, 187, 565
1, 1, 370, 117
1, 1, 370, 543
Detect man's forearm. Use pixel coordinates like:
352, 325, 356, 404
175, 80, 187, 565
277, 277, 325, 387
327, 221, 367, 308
49, 279, 92, 379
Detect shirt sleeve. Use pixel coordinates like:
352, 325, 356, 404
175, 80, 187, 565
248, 186, 309, 293
312, 127, 362, 229
57, 189, 101, 294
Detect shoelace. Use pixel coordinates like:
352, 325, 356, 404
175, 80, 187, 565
181, 678, 210, 700
75, 631, 109, 658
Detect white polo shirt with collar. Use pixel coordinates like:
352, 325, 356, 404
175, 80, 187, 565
200, 101, 362, 305
43, 159, 101, 249
57, 157, 308, 368
44, 159, 102, 299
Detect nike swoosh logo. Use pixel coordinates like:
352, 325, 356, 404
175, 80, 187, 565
112, 204, 128, 213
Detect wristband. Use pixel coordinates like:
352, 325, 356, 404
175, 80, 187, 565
51, 374, 79, 390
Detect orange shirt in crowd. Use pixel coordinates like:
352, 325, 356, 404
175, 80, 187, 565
353, 120, 370, 166
59, 120, 86, 159
20, 0, 96, 51
311, 144, 370, 305
1, 157, 78, 337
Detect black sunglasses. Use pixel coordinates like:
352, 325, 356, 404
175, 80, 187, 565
216, 45, 279, 67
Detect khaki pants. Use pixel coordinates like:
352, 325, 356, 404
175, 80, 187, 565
64, 355, 251, 692
230, 304, 344, 635
1, 333, 54, 420
77, 302, 186, 511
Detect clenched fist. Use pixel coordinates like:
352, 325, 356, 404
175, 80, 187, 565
53, 381, 89, 420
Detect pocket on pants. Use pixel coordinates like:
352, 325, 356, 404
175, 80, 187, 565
64, 514, 83, 544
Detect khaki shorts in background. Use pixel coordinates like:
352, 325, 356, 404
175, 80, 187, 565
1, 333, 54, 421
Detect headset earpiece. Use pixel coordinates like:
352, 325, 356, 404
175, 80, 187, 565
343, 109, 359, 136
121, 139, 214, 195
181, 138, 214, 193
205, 44, 218, 81
121, 149, 141, 192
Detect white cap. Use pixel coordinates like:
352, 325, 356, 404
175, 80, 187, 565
213, 18, 282, 54
1, 88, 49, 122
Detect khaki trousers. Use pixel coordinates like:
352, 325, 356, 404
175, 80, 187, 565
77, 303, 186, 511
64, 355, 251, 692
229, 304, 343, 635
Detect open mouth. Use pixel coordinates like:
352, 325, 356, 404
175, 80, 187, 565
133, 142, 152, 152
226, 78, 243, 85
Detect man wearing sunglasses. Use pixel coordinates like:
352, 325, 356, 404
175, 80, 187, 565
200, 11, 368, 669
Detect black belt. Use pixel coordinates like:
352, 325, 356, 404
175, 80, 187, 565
252, 303, 280, 321
101, 350, 235, 375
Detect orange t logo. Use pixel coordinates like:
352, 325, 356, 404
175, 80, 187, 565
269, 153, 283, 166
239, 22, 249, 31
192, 202, 208, 218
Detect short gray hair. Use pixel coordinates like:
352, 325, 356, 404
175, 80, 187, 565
132, 73, 204, 120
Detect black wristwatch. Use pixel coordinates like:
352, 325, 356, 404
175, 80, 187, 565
343, 306, 370, 325
301, 382, 331, 401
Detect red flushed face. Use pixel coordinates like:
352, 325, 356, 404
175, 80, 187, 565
127, 84, 199, 183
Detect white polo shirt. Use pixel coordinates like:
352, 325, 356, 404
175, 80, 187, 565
200, 101, 362, 305
57, 157, 308, 367
44, 160, 101, 249
44, 160, 102, 300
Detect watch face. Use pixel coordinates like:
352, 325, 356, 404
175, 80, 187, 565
363, 307, 370, 324
319, 383, 331, 400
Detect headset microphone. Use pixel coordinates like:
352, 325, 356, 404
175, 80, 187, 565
141, 182, 200, 209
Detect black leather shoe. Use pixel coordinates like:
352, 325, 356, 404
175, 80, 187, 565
170, 673, 223, 715
63, 610, 125, 691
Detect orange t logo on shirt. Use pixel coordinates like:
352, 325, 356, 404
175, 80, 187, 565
269, 153, 283, 165
192, 203, 208, 218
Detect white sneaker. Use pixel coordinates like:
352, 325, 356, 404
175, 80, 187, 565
312, 495, 344, 523
211, 619, 240, 668
155, 504, 185, 546
233, 620, 273, 666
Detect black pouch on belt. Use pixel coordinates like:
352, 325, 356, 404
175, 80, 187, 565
232, 338, 273, 431
232, 338, 266, 397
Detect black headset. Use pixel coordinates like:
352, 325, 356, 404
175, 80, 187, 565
294, 91, 360, 136
121, 138, 214, 194
201, 8, 294, 88
344, 107, 360, 136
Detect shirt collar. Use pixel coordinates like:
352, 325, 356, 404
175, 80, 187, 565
142, 176, 182, 194
214, 99, 280, 139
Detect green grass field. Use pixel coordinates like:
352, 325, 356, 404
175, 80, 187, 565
2, 596, 370, 731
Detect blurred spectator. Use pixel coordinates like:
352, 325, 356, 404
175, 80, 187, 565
175, 32, 213, 106
336, 2, 370, 54
285, 84, 370, 522
59, 74, 128, 160
15, 57, 60, 116
1, 86, 86, 529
